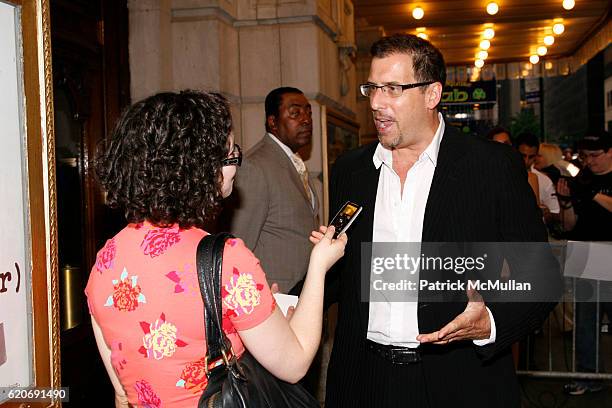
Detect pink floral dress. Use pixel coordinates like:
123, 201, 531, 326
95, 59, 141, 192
85, 221, 276, 407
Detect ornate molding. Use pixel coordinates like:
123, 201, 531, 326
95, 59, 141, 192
338, 43, 356, 96
40, 0, 61, 403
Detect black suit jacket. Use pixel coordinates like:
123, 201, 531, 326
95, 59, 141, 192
324, 124, 562, 407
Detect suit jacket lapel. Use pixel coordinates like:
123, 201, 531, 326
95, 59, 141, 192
422, 124, 468, 242
263, 135, 314, 210
347, 143, 380, 334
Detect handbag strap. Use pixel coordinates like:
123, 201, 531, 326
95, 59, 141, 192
196, 232, 235, 362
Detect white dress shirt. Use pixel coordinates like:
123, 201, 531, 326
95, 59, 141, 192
367, 114, 496, 347
267, 132, 315, 209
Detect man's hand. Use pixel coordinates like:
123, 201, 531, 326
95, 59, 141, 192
417, 286, 491, 344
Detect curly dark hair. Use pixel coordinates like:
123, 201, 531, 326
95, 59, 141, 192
94, 90, 233, 229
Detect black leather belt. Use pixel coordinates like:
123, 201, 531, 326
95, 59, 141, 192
366, 340, 422, 364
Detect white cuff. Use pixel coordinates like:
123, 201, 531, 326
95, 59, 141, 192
473, 306, 496, 346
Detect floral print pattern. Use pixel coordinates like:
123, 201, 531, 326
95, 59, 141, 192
86, 226, 276, 407
141, 227, 181, 258
134, 380, 162, 408
165, 264, 198, 297
176, 357, 209, 393
95, 238, 116, 273
104, 268, 146, 311
222, 267, 263, 316
138, 313, 188, 360
111, 341, 127, 371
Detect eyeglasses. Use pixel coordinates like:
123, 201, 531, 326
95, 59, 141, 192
359, 81, 434, 98
222, 144, 242, 167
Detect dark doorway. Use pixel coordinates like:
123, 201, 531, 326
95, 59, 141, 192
51, 0, 130, 405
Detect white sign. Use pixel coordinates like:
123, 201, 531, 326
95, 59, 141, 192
0, 1, 34, 395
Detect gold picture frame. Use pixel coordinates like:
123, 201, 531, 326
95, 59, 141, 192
1, 0, 59, 407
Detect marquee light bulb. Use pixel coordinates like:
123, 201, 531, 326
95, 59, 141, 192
483, 28, 495, 39
553, 23, 565, 35
544, 35, 555, 46
486, 2, 499, 15
412, 7, 424, 20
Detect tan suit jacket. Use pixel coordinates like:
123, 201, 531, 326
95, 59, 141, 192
225, 134, 319, 291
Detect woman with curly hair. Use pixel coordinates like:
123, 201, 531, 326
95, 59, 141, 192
86, 90, 346, 407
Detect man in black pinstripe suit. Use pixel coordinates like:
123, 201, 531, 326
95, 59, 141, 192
323, 34, 562, 408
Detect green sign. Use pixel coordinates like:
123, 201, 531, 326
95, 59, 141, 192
442, 80, 496, 105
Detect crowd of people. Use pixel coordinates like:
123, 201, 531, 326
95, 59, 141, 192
84, 32, 610, 407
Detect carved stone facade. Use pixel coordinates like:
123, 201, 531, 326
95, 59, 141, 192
128, 0, 356, 175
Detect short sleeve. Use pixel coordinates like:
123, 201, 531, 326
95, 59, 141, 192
221, 238, 276, 331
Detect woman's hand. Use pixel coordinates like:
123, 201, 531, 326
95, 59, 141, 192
309, 225, 329, 245
309, 225, 347, 272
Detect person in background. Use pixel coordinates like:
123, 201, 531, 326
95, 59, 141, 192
535, 143, 579, 185
515, 132, 560, 226
86, 90, 346, 407
535, 143, 563, 185
486, 125, 512, 145
488, 127, 541, 205
223, 87, 319, 294
557, 130, 612, 396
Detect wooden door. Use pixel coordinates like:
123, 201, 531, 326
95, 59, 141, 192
51, 0, 129, 404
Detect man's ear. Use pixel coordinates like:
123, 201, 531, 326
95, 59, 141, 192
426, 82, 443, 110
267, 115, 277, 133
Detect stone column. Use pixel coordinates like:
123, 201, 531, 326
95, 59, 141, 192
128, 0, 357, 181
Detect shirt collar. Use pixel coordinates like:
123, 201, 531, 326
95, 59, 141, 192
267, 132, 295, 159
372, 112, 445, 169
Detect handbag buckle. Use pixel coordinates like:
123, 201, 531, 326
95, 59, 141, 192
203, 344, 237, 377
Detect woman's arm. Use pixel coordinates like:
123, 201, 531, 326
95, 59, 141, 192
237, 227, 346, 383
91, 316, 130, 407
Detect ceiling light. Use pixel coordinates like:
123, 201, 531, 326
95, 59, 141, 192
475, 59, 485, 68
544, 35, 555, 46
553, 23, 565, 35
545, 61, 553, 70
477, 50, 489, 60
479, 39, 491, 50
483, 28, 495, 39
412, 7, 424, 20
562, 0, 575, 10
486, 2, 499, 15
416, 32, 428, 40
529, 55, 540, 64
537, 46, 547, 56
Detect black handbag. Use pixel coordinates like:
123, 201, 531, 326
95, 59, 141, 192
196, 232, 320, 408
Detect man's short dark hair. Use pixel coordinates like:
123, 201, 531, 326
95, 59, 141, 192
579, 129, 611, 152
264, 87, 304, 132
370, 34, 446, 88
515, 132, 540, 149
486, 126, 511, 141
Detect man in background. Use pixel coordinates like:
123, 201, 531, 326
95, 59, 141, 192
558, 130, 612, 395
224, 87, 319, 293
